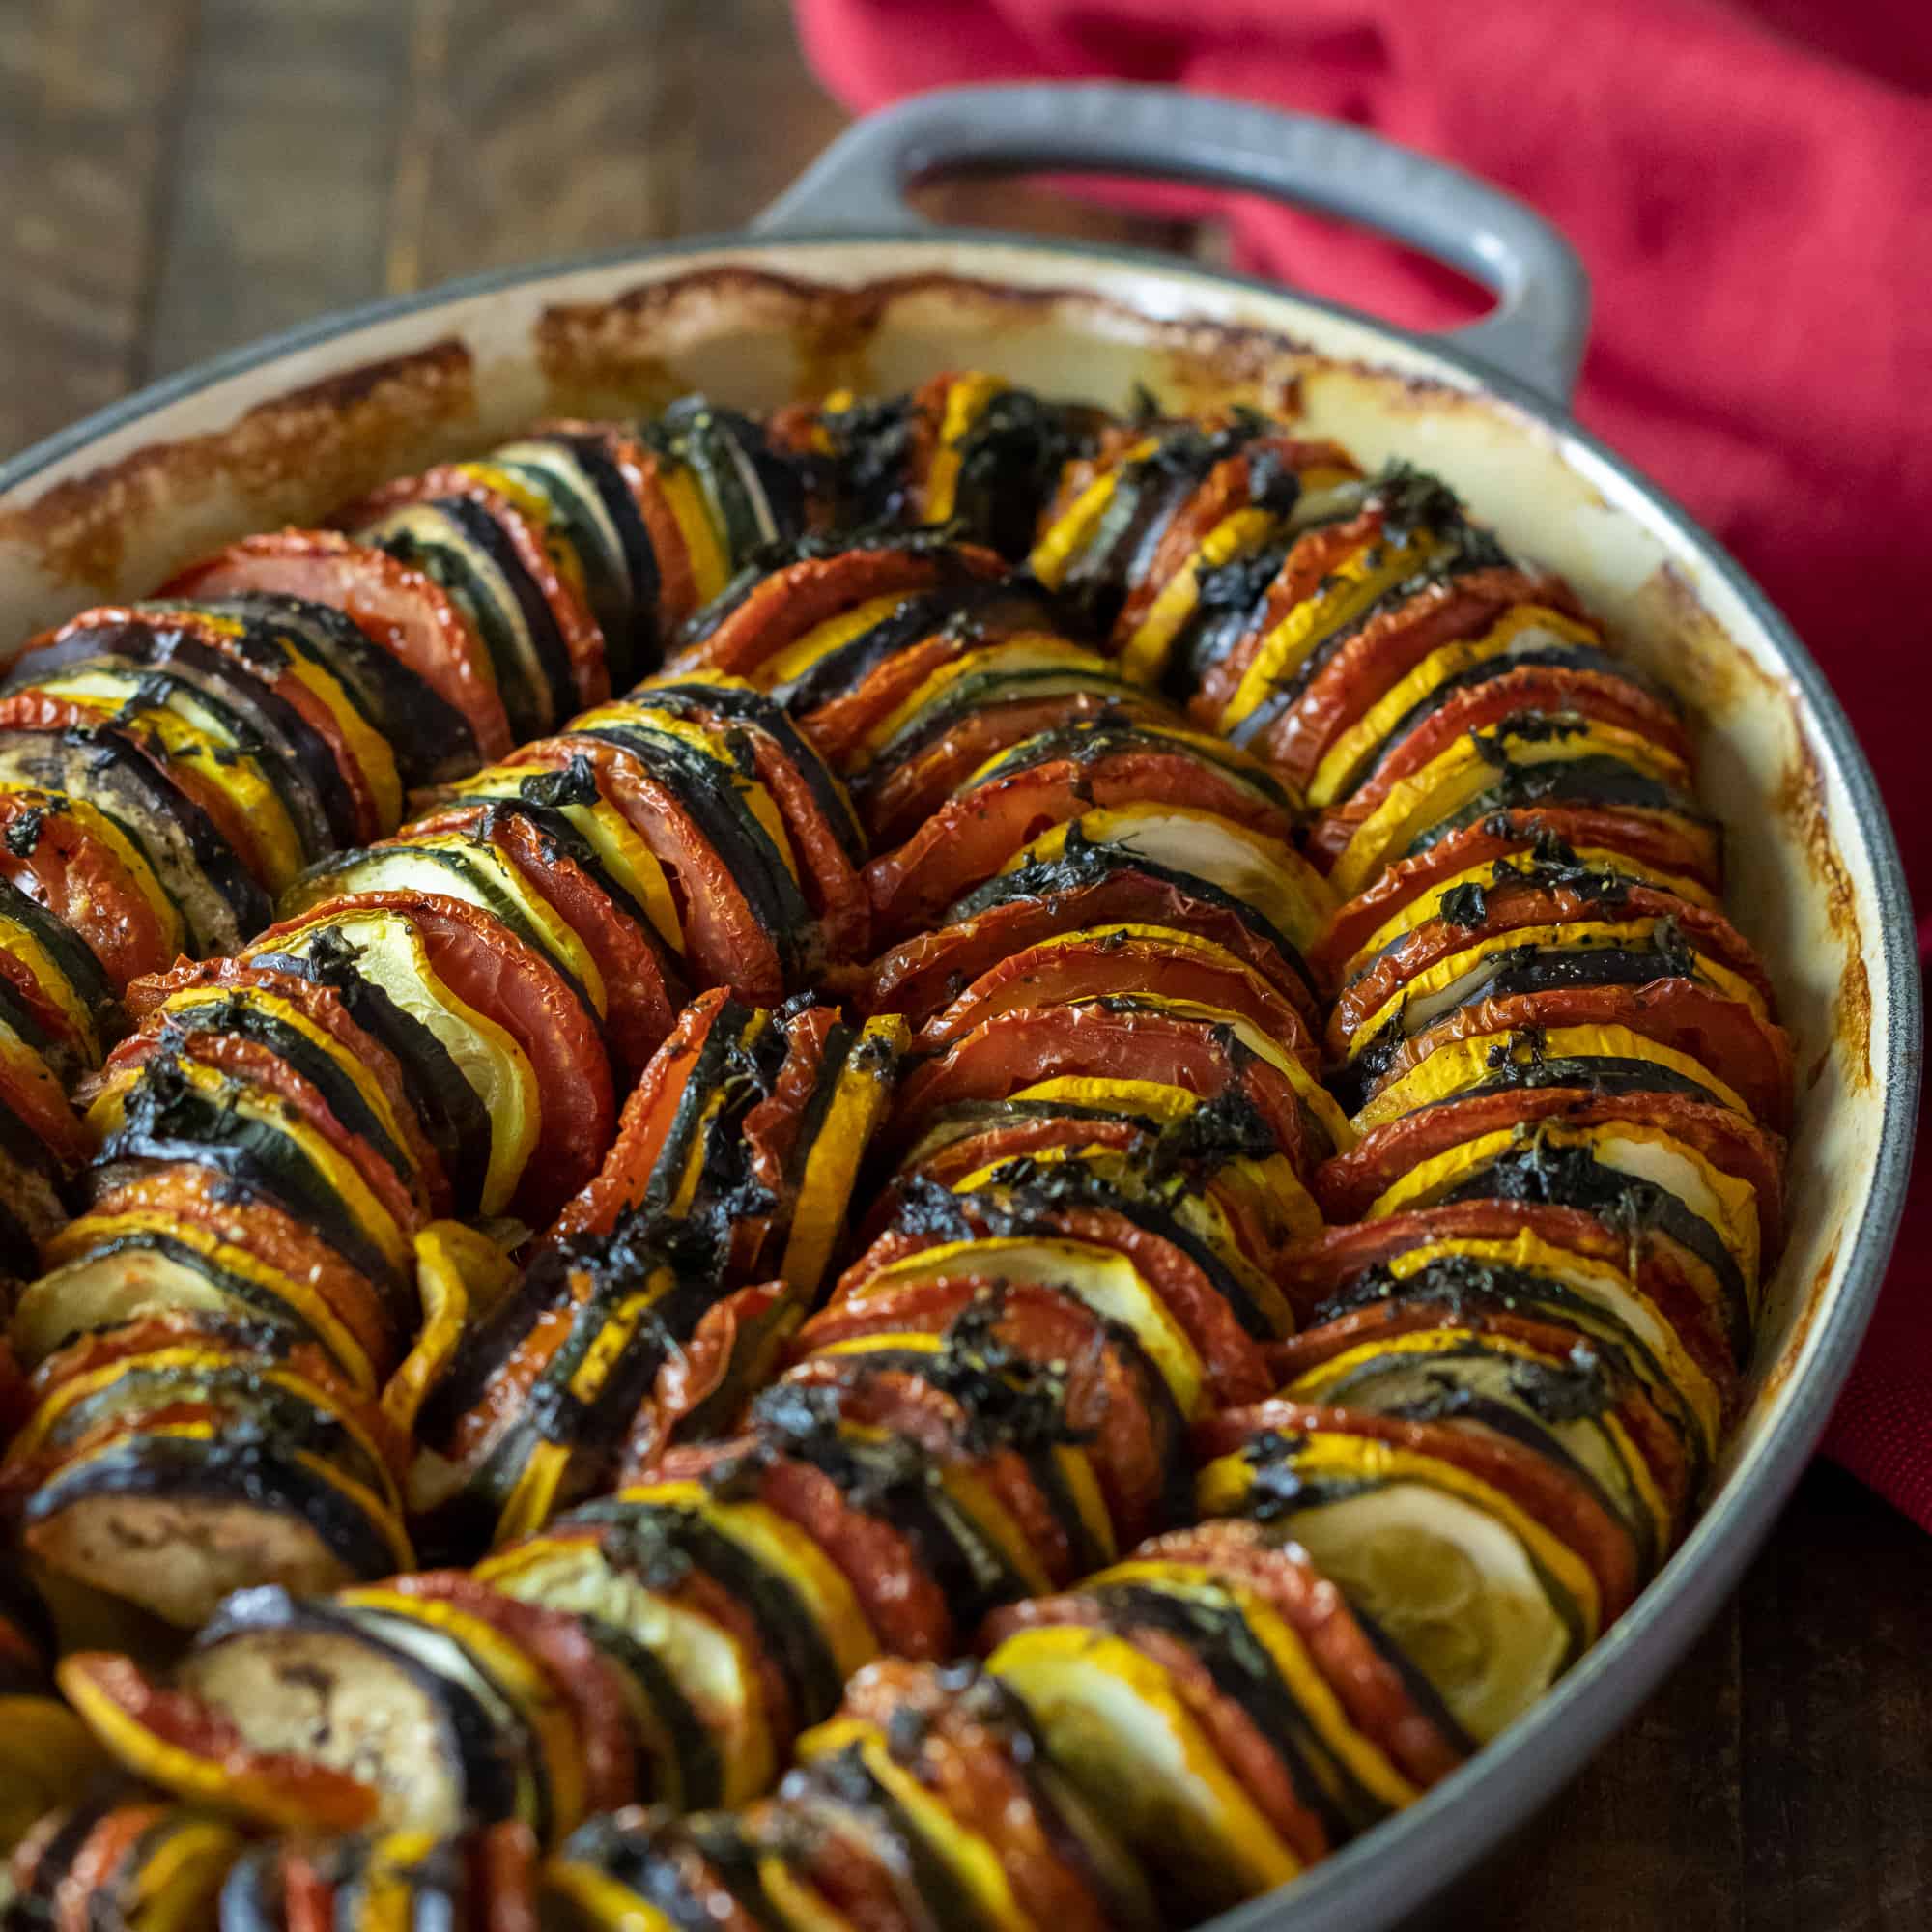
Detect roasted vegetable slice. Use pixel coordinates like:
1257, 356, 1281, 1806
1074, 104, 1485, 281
4, 1796, 242, 1932
11, 1316, 412, 1627
164, 530, 508, 769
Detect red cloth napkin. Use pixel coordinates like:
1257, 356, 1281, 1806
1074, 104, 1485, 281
799, 0, 1931, 1525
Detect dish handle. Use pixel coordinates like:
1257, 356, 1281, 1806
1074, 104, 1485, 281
756, 81, 1589, 412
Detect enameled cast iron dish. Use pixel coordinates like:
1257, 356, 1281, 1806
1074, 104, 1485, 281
0, 82, 1918, 1932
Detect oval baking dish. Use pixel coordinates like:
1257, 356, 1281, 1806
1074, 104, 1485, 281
0, 82, 1918, 1932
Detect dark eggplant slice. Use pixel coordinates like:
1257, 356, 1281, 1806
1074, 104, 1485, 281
174, 1586, 543, 1838
0, 868, 119, 1063
497, 432, 665, 684
22, 1425, 412, 1629
87, 1056, 411, 1293
244, 918, 498, 1217
0, 726, 269, 956
648, 395, 814, 572
177, 588, 474, 788
359, 496, 574, 744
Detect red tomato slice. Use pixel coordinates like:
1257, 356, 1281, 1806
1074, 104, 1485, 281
402, 801, 685, 1085
891, 1002, 1326, 1181
1196, 1398, 1640, 1620
342, 467, 610, 712
859, 690, 1169, 850
837, 1209, 1274, 1409
830, 1657, 1129, 1932
77, 1164, 399, 1378
668, 545, 1003, 681
779, 1355, 1087, 1590
1133, 1519, 1467, 1788
866, 743, 1295, 945
983, 1593, 1332, 1867
1248, 565, 1575, 786
502, 738, 785, 1005
795, 1277, 1186, 1549
1328, 881, 1778, 1057
97, 1029, 427, 1236
165, 529, 513, 761
124, 956, 452, 1216
248, 889, 613, 1222
1307, 665, 1692, 868
1358, 981, 1795, 1137
864, 871, 1318, 1034
1277, 1199, 1740, 1421
1320, 813, 1725, 976
917, 929, 1317, 1066
539, 987, 732, 1252
655, 1438, 953, 1661
1314, 1087, 1786, 1260
1110, 440, 1356, 644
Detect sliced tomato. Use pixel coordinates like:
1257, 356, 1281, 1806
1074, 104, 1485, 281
867, 739, 1297, 944
655, 1439, 954, 1661
1359, 982, 1795, 1136
1314, 1087, 1786, 1260
1278, 1198, 1740, 1421
0, 792, 178, 994
249, 889, 613, 1221
382, 1571, 636, 1816
1328, 885, 1778, 1057
916, 927, 1317, 1065
164, 529, 512, 761
859, 688, 1170, 849
891, 1002, 1327, 1180
864, 870, 1318, 1032
1111, 440, 1355, 644
1324, 813, 1727, 972
341, 466, 611, 712
779, 1354, 1088, 1590
826, 1660, 1106, 1932
95, 1028, 426, 1236
401, 801, 685, 1083
669, 543, 1004, 681
629, 1280, 798, 1479
982, 1590, 1332, 1869
795, 1277, 1188, 1548
1246, 565, 1580, 784
837, 1210, 1274, 1408
502, 737, 786, 1004
639, 680, 871, 963
1307, 665, 1692, 869
68, 1163, 397, 1376
124, 956, 451, 1215
1189, 511, 1378, 725
1134, 1519, 1467, 1788
539, 987, 734, 1251
1196, 1398, 1640, 1620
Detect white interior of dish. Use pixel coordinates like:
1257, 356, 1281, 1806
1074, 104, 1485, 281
0, 235, 1895, 1524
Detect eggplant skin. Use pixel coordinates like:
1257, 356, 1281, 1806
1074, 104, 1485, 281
23, 1434, 407, 1629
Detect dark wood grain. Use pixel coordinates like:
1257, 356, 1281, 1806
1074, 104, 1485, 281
0, 0, 197, 455
1, 10, 1927, 1926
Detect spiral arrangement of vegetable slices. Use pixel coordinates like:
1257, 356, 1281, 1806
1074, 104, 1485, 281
0, 367, 1792, 1930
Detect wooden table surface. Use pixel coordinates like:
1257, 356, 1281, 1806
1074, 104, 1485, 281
3, 4, 1927, 1926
